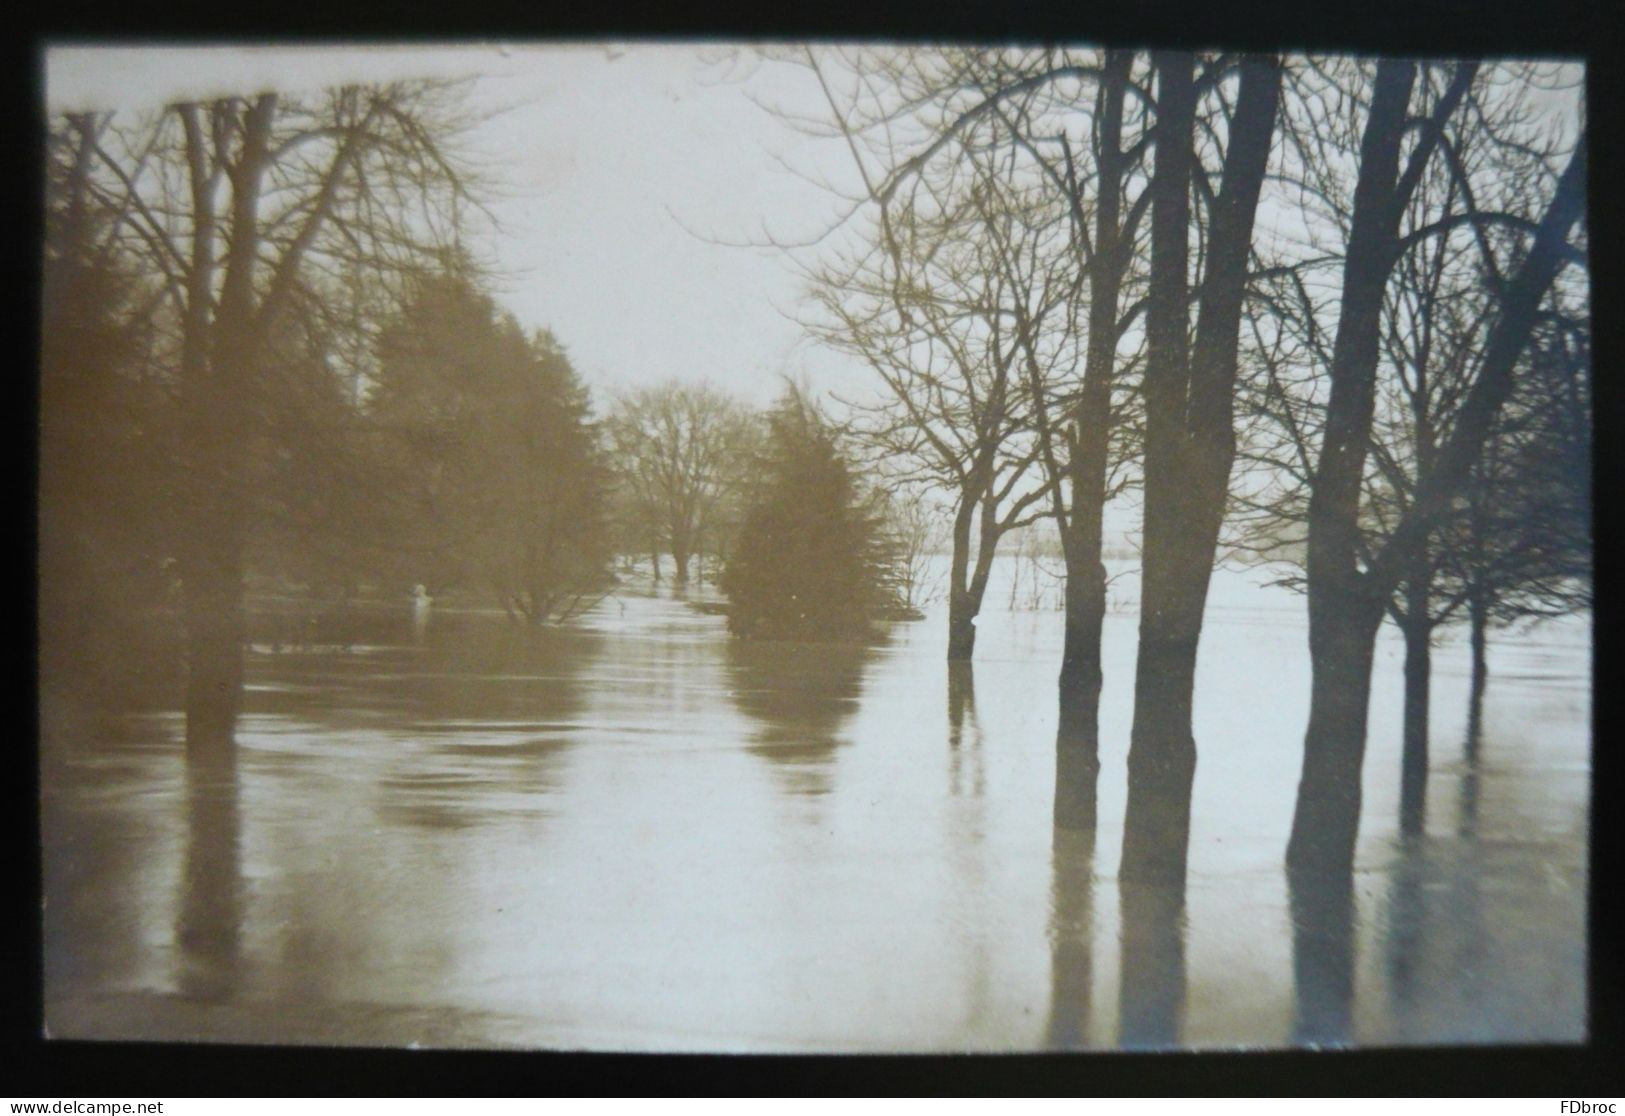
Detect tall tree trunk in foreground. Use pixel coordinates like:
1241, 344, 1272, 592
1053, 47, 1131, 835
1121, 52, 1198, 884
1284, 59, 1421, 874
1120, 54, 1281, 884
180, 96, 275, 768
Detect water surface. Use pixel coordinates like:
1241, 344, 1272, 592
41, 563, 1589, 1050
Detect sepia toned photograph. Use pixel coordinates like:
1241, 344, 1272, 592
39, 41, 1589, 1053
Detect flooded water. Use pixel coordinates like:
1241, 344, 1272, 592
40, 562, 1589, 1051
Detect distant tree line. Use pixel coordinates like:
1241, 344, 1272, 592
39, 82, 926, 760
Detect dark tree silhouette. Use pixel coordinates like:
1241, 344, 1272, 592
1118, 52, 1282, 885
371, 273, 612, 624
1233, 61, 1588, 841
55, 84, 481, 758
1285, 57, 1586, 875
40, 114, 184, 712
1441, 315, 1590, 757
794, 48, 1086, 663
720, 386, 895, 643
787, 45, 1155, 835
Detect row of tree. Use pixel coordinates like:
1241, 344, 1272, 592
781, 49, 1588, 880
39, 81, 917, 758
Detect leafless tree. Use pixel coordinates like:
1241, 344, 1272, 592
1434, 292, 1590, 757
877, 486, 949, 613
57, 82, 485, 760
1115, 52, 1283, 885
1264, 57, 1588, 875
605, 380, 756, 589
795, 84, 1060, 660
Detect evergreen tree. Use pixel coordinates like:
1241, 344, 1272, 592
371, 273, 612, 622
39, 119, 184, 708
721, 387, 895, 642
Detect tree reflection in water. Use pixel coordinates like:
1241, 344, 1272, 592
1117, 881, 1188, 1048
946, 660, 984, 798
1045, 823, 1097, 1048
727, 639, 871, 799
175, 729, 242, 1003
1288, 869, 1356, 1045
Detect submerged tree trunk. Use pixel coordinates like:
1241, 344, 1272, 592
1398, 592, 1433, 837
672, 540, 691, 588
947, 590, 978, 661
181, 499, 247, 767
1287, 60, 1419, 877
946, 494, 978, 661
1120, 53, 1282, 885
179, 97, 276, 765
1056, 407, 1109, 829
1466, 589, 1490, 762
945, 481, 1000, 661
1287, 589, 1386, 874
1120, 51, 1199, 885
1054, 554, 1106, 833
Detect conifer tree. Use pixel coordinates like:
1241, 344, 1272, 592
721, 387, 894, 642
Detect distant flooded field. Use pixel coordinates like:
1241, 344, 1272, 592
41, 561, 1589, 1051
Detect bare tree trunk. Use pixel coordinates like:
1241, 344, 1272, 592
1466, 589, 1489, 763
181, 96, 275, 767
1287, 588, 1386, 874
1052, 49, 1132, 837
1398, 574, 1433, 837
947, 490, 981, 660
1054, 554, 1106, 833
1121, 54, 1281, 885
181, 493, 247, 765
672, 538, 691, 588
1120, 51, 1199, 884
1286, 60, 1417, 876
651, 549, 661, 585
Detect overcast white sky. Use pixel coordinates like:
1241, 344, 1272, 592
45, 43, 871, 409
42, 45, 1584, 549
